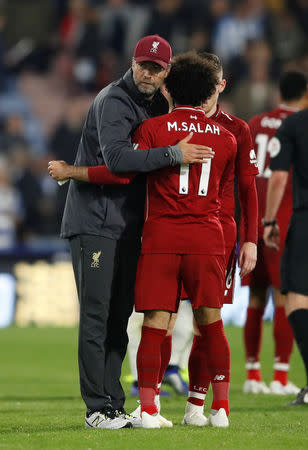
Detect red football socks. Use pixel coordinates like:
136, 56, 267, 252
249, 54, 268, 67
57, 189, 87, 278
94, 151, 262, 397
273, 306, 294, 385
244, 307, 264, 380
137, 326, 167, 414
187, 334, 210, 406
157, 334, 172, 388
200, 320, 230, 416
188, 320, 230, 415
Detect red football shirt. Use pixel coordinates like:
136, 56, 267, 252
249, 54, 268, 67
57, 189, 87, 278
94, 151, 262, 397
248, 105, 295, 237
212, 105, 259, 245
132, 106, 237, 254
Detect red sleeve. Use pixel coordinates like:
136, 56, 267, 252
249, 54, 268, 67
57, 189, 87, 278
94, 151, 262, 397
236, 120, 259, 176
238, 173, 258, 243
248, 116, 259, 142
219, 134, 237, 210
88, 166, 135, 184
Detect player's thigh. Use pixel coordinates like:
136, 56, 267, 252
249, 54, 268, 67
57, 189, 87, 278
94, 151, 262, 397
135, 253, 181, 312
286, 292, 308, 316
193, 306, 221, 325
281, 211, 308, 297
273, 286, 286, 307
181, 254, 225, 309
249, 285, 268, 308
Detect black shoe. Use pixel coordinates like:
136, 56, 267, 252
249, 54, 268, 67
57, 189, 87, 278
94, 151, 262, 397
85, 405, 132, 429
286, 386, 308, 406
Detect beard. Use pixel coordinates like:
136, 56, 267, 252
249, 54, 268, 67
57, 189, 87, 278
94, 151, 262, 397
136, 81, 157, 97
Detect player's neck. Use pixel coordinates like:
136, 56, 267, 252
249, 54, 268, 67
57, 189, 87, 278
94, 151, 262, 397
205, 103, 218, 118
280, 100, 300, 111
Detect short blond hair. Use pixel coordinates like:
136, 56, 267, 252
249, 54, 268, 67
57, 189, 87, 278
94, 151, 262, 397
198, 52, 223, 77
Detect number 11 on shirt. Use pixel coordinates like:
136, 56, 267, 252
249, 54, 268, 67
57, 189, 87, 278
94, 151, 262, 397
179, 158, 212, 196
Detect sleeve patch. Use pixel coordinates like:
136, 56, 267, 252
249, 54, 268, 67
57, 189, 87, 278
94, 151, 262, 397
268, 137, 281, 158
249, 149, 258, 167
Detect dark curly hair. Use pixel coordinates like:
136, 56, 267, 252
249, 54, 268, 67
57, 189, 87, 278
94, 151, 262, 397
165, 51, 219, 107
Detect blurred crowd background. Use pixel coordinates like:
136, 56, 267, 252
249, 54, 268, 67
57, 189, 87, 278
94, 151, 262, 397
0, 0, 308, 251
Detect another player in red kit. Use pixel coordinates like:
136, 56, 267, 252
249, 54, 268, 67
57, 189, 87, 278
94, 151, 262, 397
161, 53, 259, 397
241, 72, 308, 395
134, 52, 237, 429
200, 53, 259, 302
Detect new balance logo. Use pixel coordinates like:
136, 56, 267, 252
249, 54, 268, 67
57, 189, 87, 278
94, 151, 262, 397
91, 251, 101, 268
91, 415, 106, 426
213, 375, 225, 381
190, 115, 197, 120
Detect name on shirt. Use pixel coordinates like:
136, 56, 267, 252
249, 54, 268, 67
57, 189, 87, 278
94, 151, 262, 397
260, 117, 282, 129
167, 121, 220, 135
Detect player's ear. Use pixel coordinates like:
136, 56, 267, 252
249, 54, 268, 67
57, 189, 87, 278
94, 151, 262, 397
164, 64, 171, 77
219, 79, 227, 94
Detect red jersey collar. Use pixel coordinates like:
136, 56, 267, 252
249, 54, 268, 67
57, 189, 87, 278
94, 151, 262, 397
172, 106, 206, 116
213, 104, 221, 118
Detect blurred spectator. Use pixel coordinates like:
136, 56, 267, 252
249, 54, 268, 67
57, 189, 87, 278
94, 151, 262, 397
231, 40, 277, 121
264, 0, 286, 13
2, 0, 56, 73
49, 96, 85, 164
0, 114, 28, 154
270, 10, 307, 66
287, 0, 308, 38
0, 6, 8, 91
60, 0, 87, 50
212, 0, 271, 65
60, 0, 102, 90
98, 0, 150, 76
9, 146, 43, 240
187, 0, 230, 58
0, 155, 22, 249
48, 95, 86, 228
0, 0, 307, 247
187, 29, 211, 53
18, 52, 75, 140
144, 0, 188, 53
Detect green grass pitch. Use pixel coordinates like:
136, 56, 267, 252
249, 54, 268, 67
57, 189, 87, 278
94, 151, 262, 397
0, 324, 307, 449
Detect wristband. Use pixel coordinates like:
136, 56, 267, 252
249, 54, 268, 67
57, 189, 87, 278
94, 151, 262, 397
261, 218, 277, 227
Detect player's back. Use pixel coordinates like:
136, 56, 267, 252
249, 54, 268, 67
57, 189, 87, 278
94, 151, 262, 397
249, 105, 294, 236
212, 106, 258, 227
133, 106, 237, 254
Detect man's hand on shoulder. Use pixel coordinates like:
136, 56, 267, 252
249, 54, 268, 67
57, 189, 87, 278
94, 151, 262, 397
238, 242, 257, 279
178, 132, 215, 164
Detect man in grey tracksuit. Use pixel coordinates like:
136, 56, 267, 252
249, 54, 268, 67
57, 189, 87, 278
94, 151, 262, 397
52, 36, 212, 429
